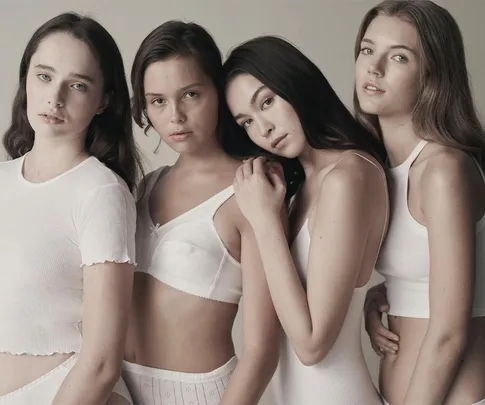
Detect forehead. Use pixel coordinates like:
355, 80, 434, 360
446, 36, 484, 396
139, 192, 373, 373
226, 73, 265, 108
143, 56, 210, 93
30, 32, 102, 82
364, 15, 419, 50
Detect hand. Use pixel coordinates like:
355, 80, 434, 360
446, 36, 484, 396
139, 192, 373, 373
234, 157, 286, 226
364, 286, 400, 357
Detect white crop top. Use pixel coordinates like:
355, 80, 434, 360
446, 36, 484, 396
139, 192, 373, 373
0, 154, 136, 355
135, 167, 242, 304
376, 140, 485, 318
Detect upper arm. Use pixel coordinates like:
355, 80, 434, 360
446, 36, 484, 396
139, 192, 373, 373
238, 212, 280, 359
421, 154, 476, 337
76, 183, 136, 364
306, 160, 385, 347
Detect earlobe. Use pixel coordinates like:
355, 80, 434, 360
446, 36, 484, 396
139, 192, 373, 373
96, 93, 111, 115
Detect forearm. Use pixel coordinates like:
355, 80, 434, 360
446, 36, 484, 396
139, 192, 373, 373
220, 349, 278, 405
403, 333, 467, 405
252, 218, 322, 359
52, 358, 120, 405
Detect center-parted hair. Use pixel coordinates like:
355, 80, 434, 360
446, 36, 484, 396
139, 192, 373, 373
3, 12, 143, 192
223, 35, 387, 196
130, 20, 239, 155
353, 0, 485, 166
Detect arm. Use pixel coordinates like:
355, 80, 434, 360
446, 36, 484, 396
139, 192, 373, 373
52, 262, 134, 405
220, 214, 280, 405
53, 183, 136, 405
234, 156, 386, 366
403, 155, 476, 405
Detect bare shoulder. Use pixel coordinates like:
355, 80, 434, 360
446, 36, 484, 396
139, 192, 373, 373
420, 145, 478, 193
320, 151, 386, 201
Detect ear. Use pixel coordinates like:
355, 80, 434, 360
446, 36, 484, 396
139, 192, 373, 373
96, 92, 111, 115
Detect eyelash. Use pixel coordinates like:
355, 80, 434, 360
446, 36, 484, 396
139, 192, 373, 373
360, 47, 408, 63
36, 73, 88, 92
240, 96, 274, 129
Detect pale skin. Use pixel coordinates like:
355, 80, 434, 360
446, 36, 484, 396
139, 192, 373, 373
356, 15, 485, 405
0, 32, 132, 405
124, 55, 279, 405
225, 74, 388, 367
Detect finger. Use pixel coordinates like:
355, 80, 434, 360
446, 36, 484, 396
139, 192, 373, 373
375, 293, 390, 312
377, 324, 400, 342
371, 344, 384, 358
235, 164, 245, 184
267, 169, 286, 191
241, 159, 253, 178
253, 156, 266, 175
375, 335, 399, 352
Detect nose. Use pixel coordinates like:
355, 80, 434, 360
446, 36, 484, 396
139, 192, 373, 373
257, 117, 275, 138
47, 85, 65, 108
170, 102, 187, 124
367, 57, 384, 77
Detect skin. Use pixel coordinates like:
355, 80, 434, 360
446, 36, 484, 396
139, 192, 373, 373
226, 73, 388, 370
0, 33, 131, 405
357, 15, 485, 405
124, 56, 279, 405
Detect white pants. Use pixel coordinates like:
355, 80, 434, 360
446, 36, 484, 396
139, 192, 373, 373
382, 397, 485, 405
0, 355, 133, 405
121, 357, 237, 405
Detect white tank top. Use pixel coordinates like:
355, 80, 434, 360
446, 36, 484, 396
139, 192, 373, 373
376, 140, 485, 318
272, 153, 384, 405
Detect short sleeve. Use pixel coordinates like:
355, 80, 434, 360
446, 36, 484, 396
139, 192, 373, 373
76, 183, 136, 267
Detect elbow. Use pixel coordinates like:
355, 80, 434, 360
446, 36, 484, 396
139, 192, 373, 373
428, 328, 469, 357
77, 355, 122, 388
295, 346, 327, 367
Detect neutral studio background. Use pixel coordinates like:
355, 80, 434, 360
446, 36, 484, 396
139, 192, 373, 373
1, 1, 484, 403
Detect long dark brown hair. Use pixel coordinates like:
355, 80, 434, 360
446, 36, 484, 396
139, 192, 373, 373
3, 12, 143, 191
354, 0, 485, 166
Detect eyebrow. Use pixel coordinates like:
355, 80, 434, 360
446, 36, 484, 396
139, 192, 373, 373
233, 85, 267, 121
361, 38, 417, 55
145, 82, 205, 98
34, 64, 95, 84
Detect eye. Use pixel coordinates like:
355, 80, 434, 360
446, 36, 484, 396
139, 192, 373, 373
71, 83, 87, 92
37, 73, 51, 82
261, 96, 274, 109
151, 98, 166, 106
392, 54, 408, 63
241, 118, 253, 129
360, 47, 373, 55
183, 91, 198, 99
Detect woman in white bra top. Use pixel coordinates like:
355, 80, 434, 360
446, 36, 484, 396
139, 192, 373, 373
355, 1, 485, 404
121, 21, 279, 405
224, 36, 388, 405
0, 12, 143, 405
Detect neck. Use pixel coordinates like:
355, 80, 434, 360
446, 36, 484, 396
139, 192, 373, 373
379, 115, 422, 167
174, 140, 231, 173
24, 133, 88, 180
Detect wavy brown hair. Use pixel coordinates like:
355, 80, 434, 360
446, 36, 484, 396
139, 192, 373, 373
3, 12, 143, 191
354, 0, 485, 165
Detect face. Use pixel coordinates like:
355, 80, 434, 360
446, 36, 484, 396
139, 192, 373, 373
26, 32, 106, 141
226, 73, 306, 159
143, 56, 219, 154
355, 15, 422, 119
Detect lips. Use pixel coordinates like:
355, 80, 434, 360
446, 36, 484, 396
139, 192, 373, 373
39, 112, 64, 122
170, 130, 192, 137
363, 82, 385, 93
271, 134, 288, 149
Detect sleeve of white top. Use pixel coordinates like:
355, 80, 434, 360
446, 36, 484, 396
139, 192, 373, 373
76, 183, 136, 267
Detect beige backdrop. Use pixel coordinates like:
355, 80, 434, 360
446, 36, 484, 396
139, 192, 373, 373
1, 1, 484, 403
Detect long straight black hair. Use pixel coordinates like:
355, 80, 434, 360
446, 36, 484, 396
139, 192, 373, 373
223, 35, 387, 197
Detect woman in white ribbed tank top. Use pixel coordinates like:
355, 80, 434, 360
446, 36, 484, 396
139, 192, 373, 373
354, 1, 485, 404
223, 36, 388, 405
